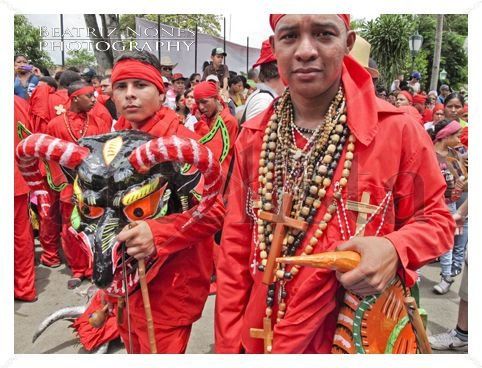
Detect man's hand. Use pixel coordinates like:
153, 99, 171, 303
116, 221, 156, 260
335, 236, 400, 297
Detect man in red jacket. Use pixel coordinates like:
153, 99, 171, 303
46, 81, 111, 288
215, 14, 455, 353
99, 50, 224, 353
14, 96, 37, 301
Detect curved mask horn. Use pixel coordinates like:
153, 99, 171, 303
16, 133, 90, 216
129, 135, 222, 221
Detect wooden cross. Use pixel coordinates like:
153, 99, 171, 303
346, 191, 378, 236
250, 317, 274, 353
259, 192, 308, 285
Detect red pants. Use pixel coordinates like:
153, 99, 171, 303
60, 201, 92, 279
38, 188, 61, 266
14, 194, 36, 301
117, 318, 192, 353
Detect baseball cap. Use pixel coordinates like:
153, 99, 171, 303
211, 47, 227, 56
206, 74, 219, 83
172, 73, 187, 82
162, 76, 171, 85
253, 39, 277, 68
411, 71, 421, 80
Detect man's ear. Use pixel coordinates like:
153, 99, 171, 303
269, 35, 276, 55
346, 31, 357, 54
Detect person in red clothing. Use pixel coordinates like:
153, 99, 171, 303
47, 81, 111, 289
215, 14, 455, 354
87, 50, 225, 353
193, 81, 238, 186
14, 96, 37, 301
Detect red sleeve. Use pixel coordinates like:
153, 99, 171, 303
384, 121, 455, 286
214, 135, 254, 353
144, 194, 224, 256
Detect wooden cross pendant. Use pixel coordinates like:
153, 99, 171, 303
259, 192, 308, 285
250, 317, 274, 353
346, 191, 378, 236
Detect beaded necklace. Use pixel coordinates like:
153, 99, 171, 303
63, 112, 90, 142
256, 85, 356, 329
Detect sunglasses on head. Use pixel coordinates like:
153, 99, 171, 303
161, 66, 173, 71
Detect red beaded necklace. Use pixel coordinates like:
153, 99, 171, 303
63, 112, 90, 142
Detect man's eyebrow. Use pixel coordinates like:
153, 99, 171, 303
277, 20, 342, 33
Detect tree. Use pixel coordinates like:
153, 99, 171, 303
84, 14, 118, 73
65, 49, 97, 70
119, 14, 222, 39
359, 15, 415, 87
14, 15, 54, 70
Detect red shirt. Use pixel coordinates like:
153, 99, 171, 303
14, 96, 33, 196
215, 55, 455, 353
112, 107, 225, 326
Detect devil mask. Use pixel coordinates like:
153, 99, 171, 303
16, 131, 221, 297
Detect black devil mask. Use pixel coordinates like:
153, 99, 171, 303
16, 131, 221, 297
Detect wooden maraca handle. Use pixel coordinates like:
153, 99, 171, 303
88, 304, 109, 328
277, 251, 361, 273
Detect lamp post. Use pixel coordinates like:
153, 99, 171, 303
439, 68, 448, 81
408, 31, 424, 73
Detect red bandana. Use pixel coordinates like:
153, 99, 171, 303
69, 86, 94, 100
193, 81, 219, 100
269, 14, 351, 31
253, 39, 277, 68
399, 90, 413, 104
433, 103, 444, 114
111, 59, 165, 93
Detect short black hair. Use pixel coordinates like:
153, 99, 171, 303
39, 76, 58, 90
428, 119, 452, 142
92, 75, 103, 81
115, 50, 162, 74
247, 68, 259, 80
444, 92, 465, 107
189, 73, 201, 82
259, 62, 279, 82
59, 70, 81, 89
14, 54, 28, 62
228, 75, 244, 88
67, 80, 88, 97
66, 66, 80, 73
54, 71, 63, 82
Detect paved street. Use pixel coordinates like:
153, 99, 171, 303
14, 246, 465, 354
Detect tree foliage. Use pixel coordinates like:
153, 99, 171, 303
358, 14, 467, 91
65, 49, 97, 69
14, 15, 54, 70
119, 14, 222, 39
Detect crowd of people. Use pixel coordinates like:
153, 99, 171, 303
14, 13, 468, 354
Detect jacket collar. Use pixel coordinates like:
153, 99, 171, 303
243, 55, 403, 146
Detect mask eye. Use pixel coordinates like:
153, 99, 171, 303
81, 205, 105, 219
123, 187, 162, 222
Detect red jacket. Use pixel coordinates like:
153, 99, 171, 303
112, 107, 225, 326
215, 55, 455, 353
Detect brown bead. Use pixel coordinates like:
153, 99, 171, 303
340, 177, 348, 187
314, 175, 323, 184
258, 226, 264, 234
276, 269, 285, 279
259, 242, 266, 250
267, 162, 274, 170
348, 134, 356, 143
260, 151, 267, 158
318, 165, 328, 175
314, 229, 323, 238
287, 235, 295, 244
344, 160, 352, 169
345, 151, 354, 160
266, 307, 273, 317
305, 196, 315, 206
318, 188, 327, 198
266, 182, 273, 190
323, 178, 332, 187
279, 302, 287, 311
268, 233, 273, 242
269, 132, 277, 141
277, 310, 285, 318
328, 204, 336, 214
319, 221, 328, 230
327, 144, 336, 154
309, 237, 317, 246
305, 245, 314, 254
339, 114, 347, 123
261, 143, 267, 150
322, 155, 333, 164
266, 172, 273, 180
290, 266, 299, 275
258, 167, 264, 175
333, 191, 342, 200
268, 141, 276, 150
331, 134, 340, 143
342, 169, 350, 177
313, 200, 321, 208
310, 185, 318, 195
301, 206, 310, 216
335, 124, 344, 133
260, 250, 267, 259
264, 203, 272, 211
263, 135, 269, 143
265, 193, 273, 201
347, 143, 355, 152
268, 152, 276, 160
324, 213, 332, 222
270, 122, 278, 130
261, 259, 267, 266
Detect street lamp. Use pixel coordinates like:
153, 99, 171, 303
439, 68, 448, 81
408, 31, 424, 72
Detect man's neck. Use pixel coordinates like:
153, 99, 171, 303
290, 80, 341, 130
265, 78, 285, 97
70, 105, 81, 114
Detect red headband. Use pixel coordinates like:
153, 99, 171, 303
111, 59, 165, 93
412, 93, 426, 105
399, 90, 413, 104
270, 14, 351, 31
69, 86, 94, 100
193, 81, 219, 100
433, 103, 445, 114
434, 120, 461, 142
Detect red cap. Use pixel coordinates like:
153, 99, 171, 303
270, 14, 350, 31
433, 103, 445, 114
412, 93, 426, 105
172, 73, 186, 82
253, 39, 277, 68
399, 90, 413, 104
